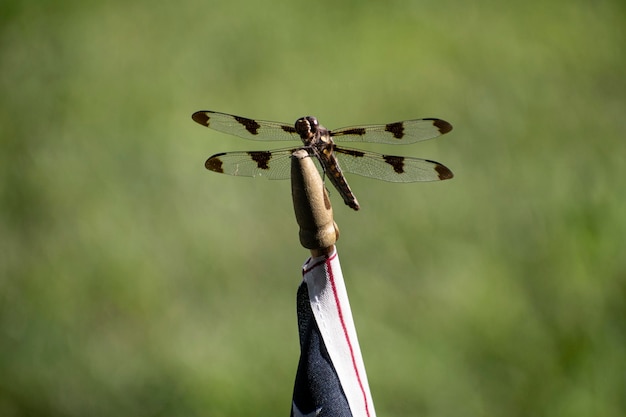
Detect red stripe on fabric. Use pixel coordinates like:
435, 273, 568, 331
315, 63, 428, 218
325, 255, 371, 417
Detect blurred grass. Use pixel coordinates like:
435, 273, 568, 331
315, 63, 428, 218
1, 0, 625, 416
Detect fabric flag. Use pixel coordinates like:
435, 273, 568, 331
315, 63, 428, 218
291, 249, 377, 417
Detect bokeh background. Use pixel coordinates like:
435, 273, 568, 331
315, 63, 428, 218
1, 0, 624, 416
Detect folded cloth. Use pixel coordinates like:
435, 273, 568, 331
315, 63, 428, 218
291, 250, 376, 417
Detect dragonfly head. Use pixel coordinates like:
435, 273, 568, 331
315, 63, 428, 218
295, 116, 319, 140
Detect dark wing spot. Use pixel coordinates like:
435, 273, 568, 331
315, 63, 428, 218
385, 122, 404, 139
423, 118, 453, 134
192, 111, 211, 127
427, 160, 454, 179
383, 155, 405, 174
338, 127, 366, 136
234, 115, 261, 135
205, 154, 225, 173
281, 125, 297, 134
337, 148, 365, 158
249, 151, 272, 170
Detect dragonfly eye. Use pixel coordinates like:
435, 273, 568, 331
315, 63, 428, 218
305, 116, 319, 133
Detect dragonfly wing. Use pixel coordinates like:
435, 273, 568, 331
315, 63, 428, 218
205, 147, 301, 179
192, 111, 300, 141
334, 147, 453, 183
330, 118, 452, 144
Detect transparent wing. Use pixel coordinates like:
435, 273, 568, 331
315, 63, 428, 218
330, 118, 453, 145
192, 111, 300, 141
334, 147, 453, 182
204, 147, 303, 179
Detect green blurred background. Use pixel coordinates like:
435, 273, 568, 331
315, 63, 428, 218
1, 0, 625, 416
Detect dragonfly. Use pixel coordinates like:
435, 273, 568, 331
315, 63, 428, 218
191, 110, 454, 211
